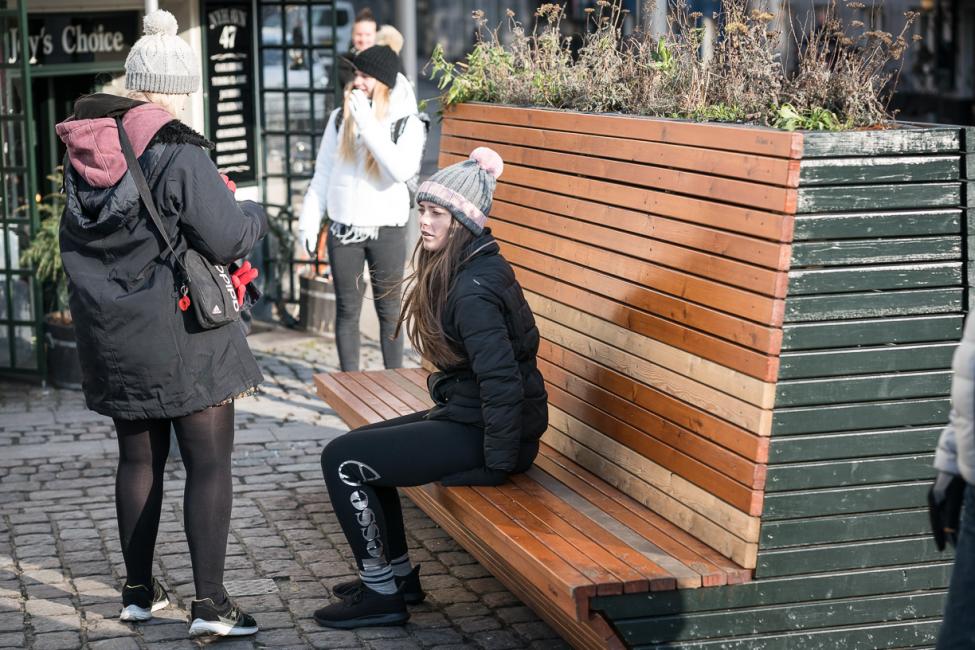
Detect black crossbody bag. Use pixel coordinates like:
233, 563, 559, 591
116, 118, 241, 329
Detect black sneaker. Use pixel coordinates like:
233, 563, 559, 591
331, 565, 426, 605
119, 578, 170, 622
313, 585, 409, 629
188, 596, 259, 637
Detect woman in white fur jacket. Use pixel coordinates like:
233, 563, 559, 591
299, 45, 424, 371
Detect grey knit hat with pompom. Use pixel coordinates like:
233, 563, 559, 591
125, 10, 200, 94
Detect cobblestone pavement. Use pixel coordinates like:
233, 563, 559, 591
0, 328, 566, 649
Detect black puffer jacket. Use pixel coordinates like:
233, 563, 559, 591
58, 95, 267, 420
426, 232, 548, 472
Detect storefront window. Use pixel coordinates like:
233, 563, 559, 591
258, 0, 336, 306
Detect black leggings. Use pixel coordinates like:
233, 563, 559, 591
320, 411, 534, 568
112, 403, 235, 602
327, 225, 406, 372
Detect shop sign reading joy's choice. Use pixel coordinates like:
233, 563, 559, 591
7, 12, 139, 65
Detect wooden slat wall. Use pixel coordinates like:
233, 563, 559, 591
438, 105, 803, 570
591, 125, 967, 648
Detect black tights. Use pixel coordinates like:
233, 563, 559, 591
113, 403, 235, 602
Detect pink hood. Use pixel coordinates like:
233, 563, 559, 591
55, 103, 175, 189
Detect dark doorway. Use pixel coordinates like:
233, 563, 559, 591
31, 73, 114, 191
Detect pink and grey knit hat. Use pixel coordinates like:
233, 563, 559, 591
415, 147, 504, 236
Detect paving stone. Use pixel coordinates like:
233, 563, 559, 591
86, 638, 142, 650
31, 631, 82, 650
471, 630, 524, 650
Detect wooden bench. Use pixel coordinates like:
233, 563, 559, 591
314, 107, 972, 648
316, 368, 751, 648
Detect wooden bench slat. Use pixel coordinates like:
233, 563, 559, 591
313, 374, 382, 428
418, 482, 597, 619
505, 241, 783, 340
528, 291, 777, 411
441, 121, 800, 187
496, 225, 787, 315
441, 152, 795, 250
517, 267, 780, 380
474, 485, 632, 596
403, 483, 623, 648
507, 474, 677, 592
490, 483, 659, 594
543, 412, 761, 565
492, 205, 788, 297
368, 371, 430, 413
533, 447, 751, 585
339, 373, 406, 420
541, 361, 765, 502
441, 136, 798, 213
538, 325, 772, 437
446, 104, 803, 158
538, 334, 769, 461
494, 184, 793, 267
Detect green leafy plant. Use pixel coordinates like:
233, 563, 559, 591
773, 104, 846, 131
20, 168, 69, 319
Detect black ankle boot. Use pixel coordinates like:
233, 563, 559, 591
313, 585, 409, 629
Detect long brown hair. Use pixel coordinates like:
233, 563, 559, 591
396, 221, 476, 369
337, 81, 390, 178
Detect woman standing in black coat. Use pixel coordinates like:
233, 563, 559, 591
315, 147, 547, 629
57, 10, 263, 638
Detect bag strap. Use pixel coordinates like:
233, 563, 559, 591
115, 117, 186, 274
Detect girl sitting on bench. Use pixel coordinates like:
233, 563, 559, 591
315, 147, 548, 629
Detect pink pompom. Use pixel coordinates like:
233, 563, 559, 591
469, 147, 503, 180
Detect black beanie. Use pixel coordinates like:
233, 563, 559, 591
351, 45, 399, 89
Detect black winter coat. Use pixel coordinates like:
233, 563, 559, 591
59, 96, 267, 420
426, 232, 548, 472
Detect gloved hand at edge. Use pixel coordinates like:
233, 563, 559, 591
929, 470, 967, 551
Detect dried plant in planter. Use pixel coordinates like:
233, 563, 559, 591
428, 0, 918, 130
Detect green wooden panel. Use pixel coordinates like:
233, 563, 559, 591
792, 210, 960, 241
765, 454, 936, 491
774, 371, 951, 407
781, 315, 963, 351
778, 344, 957, 380
787, 263, 962, 295
802, 128, 961, 157
760, 509, 930, 548
761, 481, 929, 520
799, 156, 959, 186
797, 183, 961, 213
772, 398, 949, 435
632, 619, 941, 649
756, 537, 942, 577
591, 563, 952, 618
618, 591, 945, 644
790, 237, 960, 267
784, 288, 963, 322
769, 427, 944, 463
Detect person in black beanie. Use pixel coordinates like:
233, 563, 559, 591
299, 44, 424, 373
338, 7, 378, 88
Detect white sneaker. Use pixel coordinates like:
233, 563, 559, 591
119, 578, 170, 622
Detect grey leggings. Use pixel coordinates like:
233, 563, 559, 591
327, 225, 406, 371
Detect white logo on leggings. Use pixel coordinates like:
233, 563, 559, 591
338, 460, 381, 486
348, 487, 384, 559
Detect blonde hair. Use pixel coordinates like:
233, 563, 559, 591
126, 90, 187, 117
337, 82, 391, 179
376, 25, 404, 54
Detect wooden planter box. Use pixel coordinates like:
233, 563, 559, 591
438, 103, 973, 648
